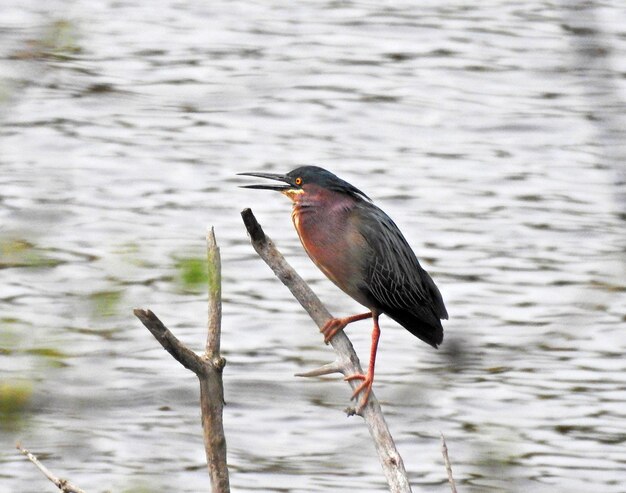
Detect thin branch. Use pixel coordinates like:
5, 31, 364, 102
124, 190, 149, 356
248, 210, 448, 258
200, 228, 229, 493
134, 227, 229, 493
206, 227, 222, 360
441, 434, 457, 493
295, 361, 343, 377
241, 208, 413, 493
133, 308, 205, 375
241, 208, 336, 330
16, 444, 86, 493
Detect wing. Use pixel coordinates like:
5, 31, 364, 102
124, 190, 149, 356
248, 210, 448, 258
355, 202, 447, 346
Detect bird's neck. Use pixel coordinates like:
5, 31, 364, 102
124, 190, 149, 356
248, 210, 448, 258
291, 187, 356, 245
289, 187, 365, 300
291, 187, 354, 218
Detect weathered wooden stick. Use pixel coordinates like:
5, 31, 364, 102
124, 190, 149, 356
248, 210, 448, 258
133, 308, 205, 374
241, 208, 412, 493
201, 229, 229, 492
16, 444, 86, 493
441, 434, 457, 493
134, 227, 229, 493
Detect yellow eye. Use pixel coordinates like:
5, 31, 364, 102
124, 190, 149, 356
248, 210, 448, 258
295, 177, 303, 186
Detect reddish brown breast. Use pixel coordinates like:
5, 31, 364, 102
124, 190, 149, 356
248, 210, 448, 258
290, 185, 371, 308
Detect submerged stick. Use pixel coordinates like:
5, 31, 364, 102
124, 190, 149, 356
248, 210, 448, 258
16, 444, 87, 493
241, 208, 412, 493
441, 434, 457, 493
134, 227, 229, 493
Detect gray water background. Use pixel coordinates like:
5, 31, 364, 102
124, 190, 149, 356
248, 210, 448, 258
1, 1, 625, 492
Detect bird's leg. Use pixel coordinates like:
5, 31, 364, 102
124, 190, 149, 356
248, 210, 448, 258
344, 313, 381, 409
320, 311, 372, 343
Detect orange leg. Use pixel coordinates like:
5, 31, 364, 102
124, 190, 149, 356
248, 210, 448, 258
344, 313, 381, 409
320, 311, 372, 343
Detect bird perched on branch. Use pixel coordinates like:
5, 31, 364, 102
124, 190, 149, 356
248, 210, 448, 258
239, 166, 447, 409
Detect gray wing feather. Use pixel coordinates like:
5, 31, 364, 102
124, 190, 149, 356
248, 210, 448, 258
357, 203, 447, 321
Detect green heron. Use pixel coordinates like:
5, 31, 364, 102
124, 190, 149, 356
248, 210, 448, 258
240, 166, 447, 408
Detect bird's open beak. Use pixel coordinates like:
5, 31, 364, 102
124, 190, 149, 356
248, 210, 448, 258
238, 172, 295, 192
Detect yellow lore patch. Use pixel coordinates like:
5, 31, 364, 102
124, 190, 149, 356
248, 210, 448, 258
282, 188, 304, 201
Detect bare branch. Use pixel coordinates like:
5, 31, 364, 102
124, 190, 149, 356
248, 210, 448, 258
240, 208, 337, 329
134, 227, 229, 493
241, 208, 413, 493
200, 228, 229, 493
206, 227, 222, 360
16, 444, 86, 493
295, 361, 343, 377
133, 308, 205, 375
441, 434, 457, 493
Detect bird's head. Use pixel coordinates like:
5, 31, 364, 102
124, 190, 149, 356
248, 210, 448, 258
239, 165, 369, 204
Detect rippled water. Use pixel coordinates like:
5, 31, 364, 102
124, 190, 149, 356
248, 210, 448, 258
1, 1, 625, 492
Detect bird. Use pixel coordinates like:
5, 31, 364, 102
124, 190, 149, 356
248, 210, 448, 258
239, 165, 447, 409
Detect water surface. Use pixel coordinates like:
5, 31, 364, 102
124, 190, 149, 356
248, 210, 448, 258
1, 1, 625, 492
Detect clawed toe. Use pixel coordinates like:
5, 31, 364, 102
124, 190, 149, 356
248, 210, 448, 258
320, 312, 373, 344
344, 372, 373, 408
320, 318, 347, 344
319, 312, 378, 410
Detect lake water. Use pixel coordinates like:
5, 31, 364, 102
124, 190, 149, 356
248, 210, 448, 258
1, 1, 625, 492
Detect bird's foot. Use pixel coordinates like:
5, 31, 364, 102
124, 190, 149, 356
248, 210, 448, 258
320, 312, 372, 344
344, 372, 373, 410
320, 317, 348, 344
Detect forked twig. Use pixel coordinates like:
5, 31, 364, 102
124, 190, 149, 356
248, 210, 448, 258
134, 227, 229, 493
16, 444, 86, 493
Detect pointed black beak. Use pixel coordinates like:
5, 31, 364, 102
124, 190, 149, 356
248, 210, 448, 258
238, 172, 295, 191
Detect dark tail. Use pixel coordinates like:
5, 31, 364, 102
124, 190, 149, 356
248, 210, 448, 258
385, 307, 443, 349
